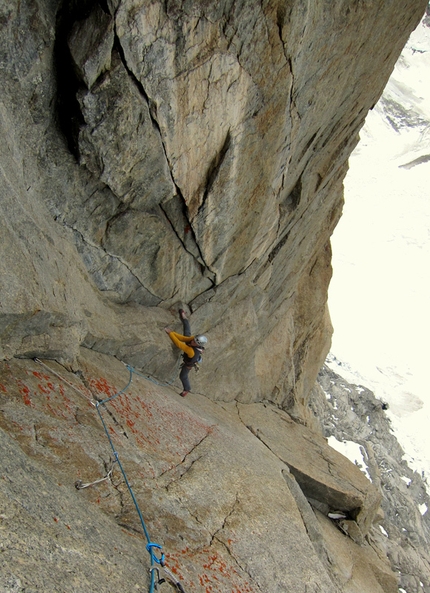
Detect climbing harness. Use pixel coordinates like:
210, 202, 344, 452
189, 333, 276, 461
180, 348, 203, 374
33, 358, 187, 593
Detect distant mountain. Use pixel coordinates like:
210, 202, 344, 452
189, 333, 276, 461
376, 8, 430, 163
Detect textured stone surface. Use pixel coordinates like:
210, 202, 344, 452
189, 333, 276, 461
1, 1, 429, 591
0, 352, 402, 592
237, 402, 381, 536
1, 0, 426, 414
68, 3, 115, 89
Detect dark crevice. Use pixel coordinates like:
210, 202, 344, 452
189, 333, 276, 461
113, 32, 169, 160
166, 455, 204, 486
158, 430, 214, 486
276, 4, 287, 45
268, 179, 301, 264
117, 521, 144, 537
159, 196, 217, 286
113, 35, 159, 124
284, 176, 302, 212
298, 131, 318, 162
54, 1, 100, 157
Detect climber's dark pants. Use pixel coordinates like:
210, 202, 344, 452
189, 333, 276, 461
179, 317, 192, 392
180, 364, 192, 392
182, 318, 191, 337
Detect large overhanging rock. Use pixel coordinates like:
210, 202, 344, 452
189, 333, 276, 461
1, 3, 428, 591
0, 0, 427, 415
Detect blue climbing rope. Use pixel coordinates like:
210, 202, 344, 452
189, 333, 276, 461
34, 357, 187, 592
95, 363, 186, 593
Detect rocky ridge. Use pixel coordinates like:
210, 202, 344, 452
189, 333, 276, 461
315, 361, 430, 593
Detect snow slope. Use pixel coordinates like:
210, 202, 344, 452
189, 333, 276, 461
328, 13, 430, 484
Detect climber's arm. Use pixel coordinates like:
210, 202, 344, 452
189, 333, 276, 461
168, 331, 195, 358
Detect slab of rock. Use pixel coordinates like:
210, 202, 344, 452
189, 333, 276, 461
0, 425, 150, 593
0, 351, 399, 592
237, 402, 381, 536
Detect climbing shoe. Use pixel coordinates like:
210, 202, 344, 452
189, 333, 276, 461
180, 390, 189, 397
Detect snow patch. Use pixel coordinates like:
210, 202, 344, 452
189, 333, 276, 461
327, 436, 371, 481
419, 503, 428, 516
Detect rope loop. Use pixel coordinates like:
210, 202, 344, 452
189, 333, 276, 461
146, 542, 165, 566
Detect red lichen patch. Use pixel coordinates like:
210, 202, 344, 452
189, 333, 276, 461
17, 380, 33, 407
32, 371, 51, 381
89, 377, 117, 398
31, 376, 78, 422
1, 362, 87, 423
37, 382, 53, 395
164, 547, 258, 593
105, 386, 217, 463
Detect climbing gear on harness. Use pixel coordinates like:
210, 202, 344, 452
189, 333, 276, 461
180, 344, 202, 372
194, 335, 207, 347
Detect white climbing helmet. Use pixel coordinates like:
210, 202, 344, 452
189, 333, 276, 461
194, 335, 208, 347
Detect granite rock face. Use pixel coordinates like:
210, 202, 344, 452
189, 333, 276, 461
1, 1, 429, 592
0, 0, 426, 414
0, 353, 401, 593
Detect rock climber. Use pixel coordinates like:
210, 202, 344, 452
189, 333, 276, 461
164, 309, 208, 397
